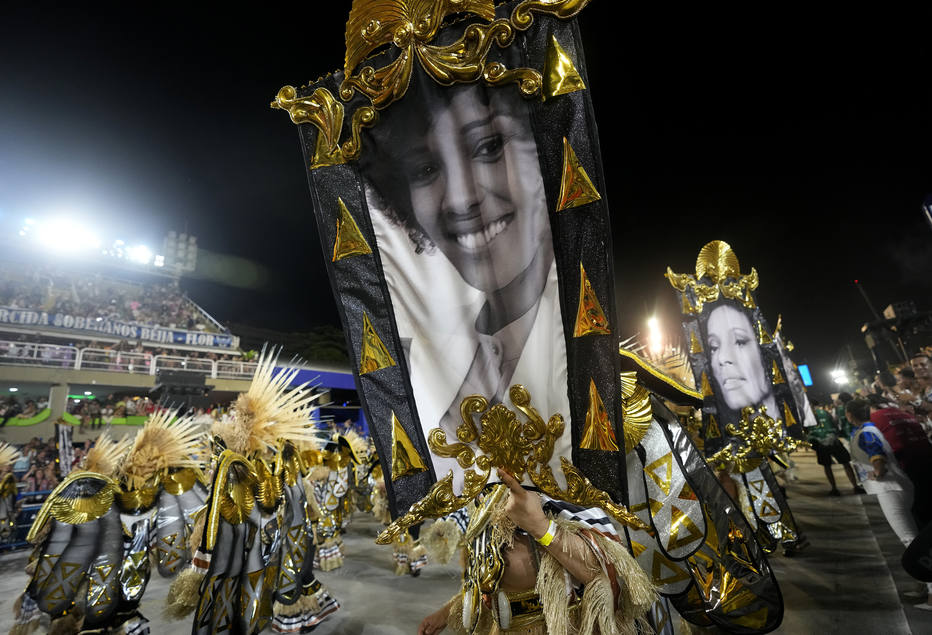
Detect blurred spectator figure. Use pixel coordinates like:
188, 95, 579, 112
847, 398, 932, 610
87, 398, 102, 429
809, 400, 864, 496
125, 398, 138, 416
834, 392, 855, 437
0, 398, 22, 427
866, 393, 932, 527
19, 399, 37, 419
909, 353, 932, 419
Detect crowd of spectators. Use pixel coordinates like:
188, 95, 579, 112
0, 264, 226, 334
869, 346, 932, 434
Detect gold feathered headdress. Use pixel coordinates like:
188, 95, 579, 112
0, 442, 21, 470
83, 433, 133, 476
121, 408, 206, 491
211, 349, 322, 457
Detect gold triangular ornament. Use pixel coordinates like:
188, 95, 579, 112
573, 263, 610, 337
390, 411, 427, 480
771, 360, 785, 384
705, 414, 721, 439
580, 378, 618, 451
556, 137, 601, 211
668, 505, 704, 551
700, 371, 714, 397
644, 453, 673, 496
756, 321, 772, 344
689, 331, 703, 353
359, 313, 396, 374
782, 401, 798, 427
332, 198, 372, 262
544, 35, 586, 99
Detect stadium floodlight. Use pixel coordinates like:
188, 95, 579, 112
127, 244, 153, 265
35, 217, 101, 251
830, 369, 849, 385
84, 391, 92, 396
9, 387, 18, 392
647, 316, 663, 355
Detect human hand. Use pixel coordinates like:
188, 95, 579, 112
418, 605, 448, 635
498, 468, 549, 540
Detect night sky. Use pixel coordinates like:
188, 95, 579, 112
1, 3, 930, 394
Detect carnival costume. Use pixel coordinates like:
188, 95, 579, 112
0, 442, 20, 544
13, 408, 206, 635
273, 2, 790, 632
164, 350, 339, 635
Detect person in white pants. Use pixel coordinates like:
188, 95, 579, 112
847, 398, 932, 610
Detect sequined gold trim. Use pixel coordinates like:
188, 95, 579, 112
556, 137, 601, 211
359, 312, 397, 374
689, 331, 703, 354
705, 414, 721, 440
579, 378, 617, 451
27, 472, 117, 542
665, 240, 759, 314
115, 483, 159, 512
573, 262, 610, 337
700, 371, 714, 397
544, 34, 585, 99
756, 321, 772, 345
390, 411, 428, 480
332, 198, 373, 262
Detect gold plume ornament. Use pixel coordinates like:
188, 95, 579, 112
619, 372, 652, 454
120, 408, 206, 492
211, 349, 322, 457
0, 442, 21, 471
377, 384, 650, 544
83, 433, 133, 476
708, 406, 809, 473
272, 0, 593, 167
665, 240, 759, 315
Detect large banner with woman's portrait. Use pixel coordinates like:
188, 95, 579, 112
666, 241, 805, 457
274, 1, 625, 516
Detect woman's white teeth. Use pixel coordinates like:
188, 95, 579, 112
456, 219, 508, 248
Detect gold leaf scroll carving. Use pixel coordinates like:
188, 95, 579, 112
665, 240, 759, 314
573, 262, 610, 337
379, 384, 649, 542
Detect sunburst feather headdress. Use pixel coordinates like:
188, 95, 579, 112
211, 349, 323, 457
0, 442, 21, 470
83, 433, 133, 476
121, 408, 206, 491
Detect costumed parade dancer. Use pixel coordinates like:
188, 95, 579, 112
666, 240, 810, 557
165, 350, 340, 634
12, 408, 207, 635
273, 2, 788, 632
0, 442, 20, 546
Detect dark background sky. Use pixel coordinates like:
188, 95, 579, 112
1, 2, 930, 394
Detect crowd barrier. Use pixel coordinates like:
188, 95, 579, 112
0, 340, 258, 380
0, 489, 52, 551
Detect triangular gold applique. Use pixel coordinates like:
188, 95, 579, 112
544, 35, 586, 99
705, 415, 721, 439
682, 292, 698, 315
690, 330, 703, 354
700, 371, 714, 397
332, 198, 372, 262
630, 497, 664, 517
580, 379, 618, 451
390, 411, 427, 480
668, 505, 704, 551
651, 550, 692, 585
573, 263, 610, 337
629, 539, 647, 558
757, 321, 772, 345
678, 481, 698, 501
557, 137, 601, 211
782, 401, 798, 427
748, 479, 765, 494
771, 360, 785, 384
644, 453, 673, 496
758, 499, 781, 519
359, 313, 396, 374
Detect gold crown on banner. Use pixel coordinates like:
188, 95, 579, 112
376, 384, 650, 544
665, 240, 759, 315
271, 0, 592, 168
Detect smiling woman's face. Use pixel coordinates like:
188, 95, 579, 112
399, 87, 548, 293
707, 304, 771, 411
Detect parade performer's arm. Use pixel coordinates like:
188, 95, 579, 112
497, 468, 600, 585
